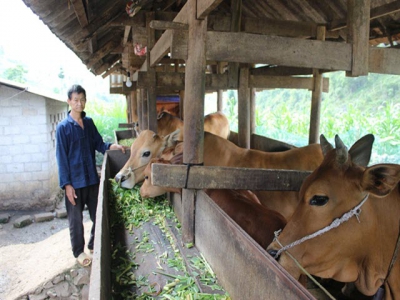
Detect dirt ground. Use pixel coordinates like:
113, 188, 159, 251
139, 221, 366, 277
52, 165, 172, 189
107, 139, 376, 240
0, 206, 92, 300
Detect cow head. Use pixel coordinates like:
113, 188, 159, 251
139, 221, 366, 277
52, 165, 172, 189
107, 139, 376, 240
266, 134, 398, 293
114, 129, 181, 189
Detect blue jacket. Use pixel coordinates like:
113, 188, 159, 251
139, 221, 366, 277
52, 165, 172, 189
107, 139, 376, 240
56, 111, 111, 189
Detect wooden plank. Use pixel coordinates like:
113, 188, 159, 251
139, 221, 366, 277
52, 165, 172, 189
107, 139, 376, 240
250, 75, 329, 92
151, 164, 311, 191
238, 67, 250, 149
369, 47, 400, 75
346, 0, 370, 77
70, 0, 89, 27
195, 191, 315, 300
197, 0, 224, 20
207, 31, 352, 71
150, 20, 188, 30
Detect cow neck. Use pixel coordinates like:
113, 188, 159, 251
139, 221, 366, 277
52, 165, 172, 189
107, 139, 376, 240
273, 193, 370, 259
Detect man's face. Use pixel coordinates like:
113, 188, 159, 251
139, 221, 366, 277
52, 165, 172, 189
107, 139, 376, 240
68, 92, 86, 113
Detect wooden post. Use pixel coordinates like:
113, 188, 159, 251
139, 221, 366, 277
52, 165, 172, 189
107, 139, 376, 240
137, 89, 143, 130
182, 0, 207, 243
250, 87, 256, 135
346, 0, 370, 77
146, 12, 158, 132
308, 26, 325, 144
179, 90, 185, 120
141, 89, 149, 130
228, 0, 242, 88
238, 67, 250, 148
217, 62, 224, 111
130, 90, 138, 123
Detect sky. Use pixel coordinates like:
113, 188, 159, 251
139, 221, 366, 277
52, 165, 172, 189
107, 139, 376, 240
0, 0, 115, 101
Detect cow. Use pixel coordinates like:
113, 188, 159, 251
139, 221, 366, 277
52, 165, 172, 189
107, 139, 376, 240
135, 111, 230, 139
267, 134, 400, 299
140, 158, 286, 249
116, 129, 323, 220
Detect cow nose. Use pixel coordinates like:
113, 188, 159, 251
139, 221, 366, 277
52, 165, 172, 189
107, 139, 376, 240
267, 249, 280, 260
114, 173, 122, 183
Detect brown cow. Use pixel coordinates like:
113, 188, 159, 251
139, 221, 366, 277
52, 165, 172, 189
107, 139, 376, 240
135, 111, 230, 139
116, 129, 323, 219
267, 134, 400, 299
140, 159, 286, 249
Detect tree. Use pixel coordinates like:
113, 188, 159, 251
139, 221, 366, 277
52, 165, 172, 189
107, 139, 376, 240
3, 64, 27, 83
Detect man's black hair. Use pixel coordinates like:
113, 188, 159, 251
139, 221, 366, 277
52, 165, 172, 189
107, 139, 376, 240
67, 85, 86, 100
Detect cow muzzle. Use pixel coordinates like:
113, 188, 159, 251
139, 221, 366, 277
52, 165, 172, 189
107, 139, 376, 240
114, 168, 136, 189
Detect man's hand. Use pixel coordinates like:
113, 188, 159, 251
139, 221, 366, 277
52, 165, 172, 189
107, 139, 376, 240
65, 184, 77, 206
109, 143, 127, 153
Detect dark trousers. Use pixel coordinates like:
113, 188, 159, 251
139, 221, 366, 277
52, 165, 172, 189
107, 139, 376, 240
65, 184, 99, 258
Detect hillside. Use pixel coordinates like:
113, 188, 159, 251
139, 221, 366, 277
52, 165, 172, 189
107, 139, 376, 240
223, 71, 400, 164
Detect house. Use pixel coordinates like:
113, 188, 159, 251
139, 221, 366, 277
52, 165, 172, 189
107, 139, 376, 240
0, 79, 67, 210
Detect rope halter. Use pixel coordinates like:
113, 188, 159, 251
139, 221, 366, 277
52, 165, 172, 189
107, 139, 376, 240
273, 193, 370, 259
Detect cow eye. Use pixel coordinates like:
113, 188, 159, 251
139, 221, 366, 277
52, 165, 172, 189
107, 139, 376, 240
143, 151, 151, 157
144, 176, 149, 180
309, 195, 329, 206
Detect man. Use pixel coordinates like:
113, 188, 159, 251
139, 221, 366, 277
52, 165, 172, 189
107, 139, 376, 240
56, 84, 126, 266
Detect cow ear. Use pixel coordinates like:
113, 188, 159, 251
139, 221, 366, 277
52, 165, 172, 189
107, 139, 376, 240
361, 164, 400, 197
349, 134, 374, 167
320, 134, 333, 156
163, 129, 181, 148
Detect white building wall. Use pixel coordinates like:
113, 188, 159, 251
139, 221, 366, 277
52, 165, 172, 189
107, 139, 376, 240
0, 83, 67, 210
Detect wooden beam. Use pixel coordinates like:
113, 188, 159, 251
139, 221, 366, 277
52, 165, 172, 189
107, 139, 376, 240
369, 47, 400, 75
85, 40, 120, 69
152, 165, 311, 191
250, 75, 329, 92
228, 0, 242, 88
197, 0, 224, 20
250, 66, 314, 76
136, 71, 329, 91
146, 12, 158, 133
149, 3, 188, 67
102, 63, 122, 78
70, 0, 89, 28
346, 0, 370, 77
123, 26, 131, 46
69, 3, 124, 50
172, 31, 352, 71
244, 18, 316, 38
150, 20, 188, 30
329, 1, 400, 31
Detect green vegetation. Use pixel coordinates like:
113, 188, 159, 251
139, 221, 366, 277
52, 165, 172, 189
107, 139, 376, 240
3, 64, 27, 83
223, 71, 400, 164
109, 181, 230, 300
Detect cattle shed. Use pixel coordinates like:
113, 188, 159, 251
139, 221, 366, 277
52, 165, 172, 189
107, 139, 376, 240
0, 79, 67, 210
21, 0, 400, 299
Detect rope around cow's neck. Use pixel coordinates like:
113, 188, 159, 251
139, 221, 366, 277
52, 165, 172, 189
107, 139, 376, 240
273, 193, 370, 259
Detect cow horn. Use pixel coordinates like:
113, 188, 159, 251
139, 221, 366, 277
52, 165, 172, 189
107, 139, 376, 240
320, 134, 333, 156
334, 135, 348, 164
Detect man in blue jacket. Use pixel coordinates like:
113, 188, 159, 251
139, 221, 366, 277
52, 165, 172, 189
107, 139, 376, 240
56, 84, 126, 266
